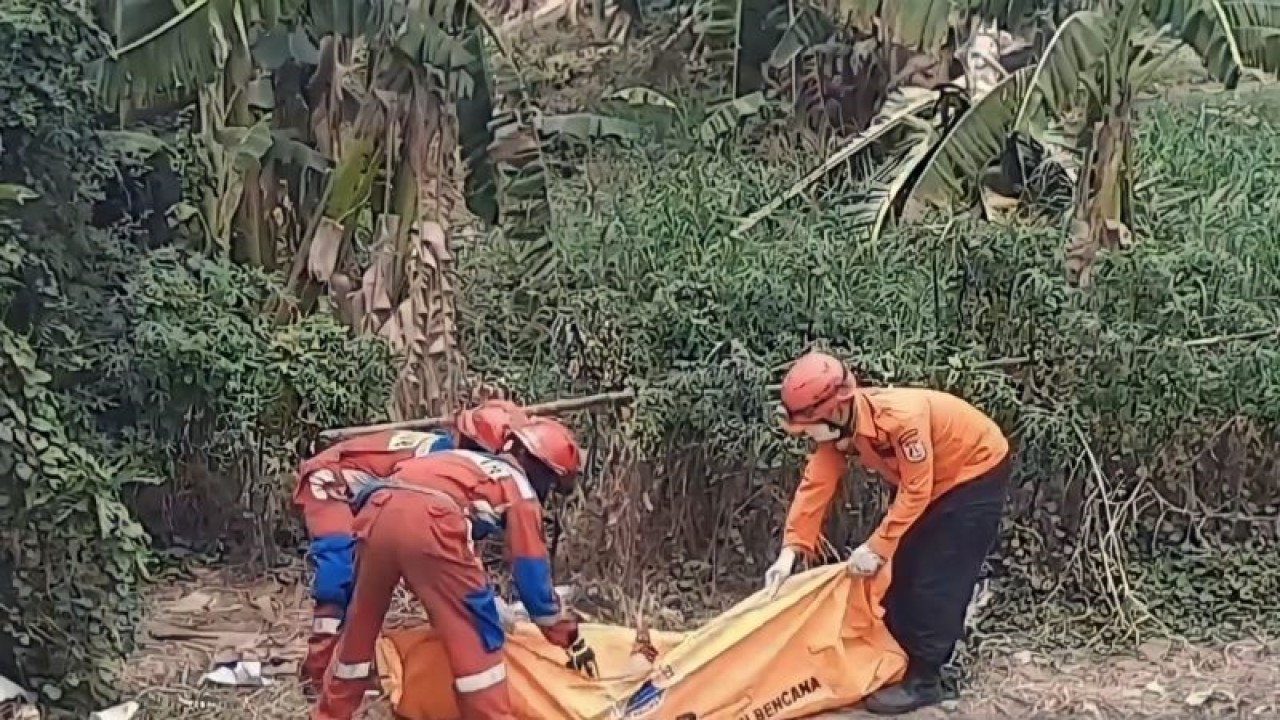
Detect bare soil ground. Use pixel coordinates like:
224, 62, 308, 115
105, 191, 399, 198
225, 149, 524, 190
114, 566, 1280, 720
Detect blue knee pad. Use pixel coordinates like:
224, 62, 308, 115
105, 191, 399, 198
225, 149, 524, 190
462, 585, 507, 653
310, 534, 356, 612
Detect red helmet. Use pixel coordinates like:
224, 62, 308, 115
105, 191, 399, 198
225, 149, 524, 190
510, 417, 583, 484
455, 399, 530, 453
777, 351, 856, 435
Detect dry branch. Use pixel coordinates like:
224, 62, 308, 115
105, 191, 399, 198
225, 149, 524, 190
320, 388, 636, 440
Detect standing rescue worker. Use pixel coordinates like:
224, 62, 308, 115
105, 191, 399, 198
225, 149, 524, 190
295, 399, 528, 689
763, 351, 1010, 715
312, 417, 596, 720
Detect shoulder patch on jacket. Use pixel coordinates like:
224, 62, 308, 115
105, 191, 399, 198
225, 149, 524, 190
387, 430, 431, 451
897, 428, 928, 463
413, 432, 451, 456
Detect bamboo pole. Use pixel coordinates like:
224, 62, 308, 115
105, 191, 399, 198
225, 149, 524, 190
319, 389, 636, 441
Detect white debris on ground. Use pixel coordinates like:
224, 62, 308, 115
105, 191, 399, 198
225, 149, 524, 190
89, 701, 141, 720
1, 674, 142, 720
0, 674, 38, 720
200, 661, 272, 688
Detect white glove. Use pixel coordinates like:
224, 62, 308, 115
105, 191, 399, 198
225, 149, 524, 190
495, 596, 519, 630
763, 547, 798, 598
846, 543, 884, 576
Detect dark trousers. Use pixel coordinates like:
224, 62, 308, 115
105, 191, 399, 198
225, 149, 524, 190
882, 457, 1010, 676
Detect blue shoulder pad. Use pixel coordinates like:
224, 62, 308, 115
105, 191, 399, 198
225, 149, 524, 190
426, 433, 454, 452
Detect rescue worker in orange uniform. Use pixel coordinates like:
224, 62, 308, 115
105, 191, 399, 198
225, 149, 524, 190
312, 417, 596, 720
764, 351, 1011, 715
295, 400, 530, 689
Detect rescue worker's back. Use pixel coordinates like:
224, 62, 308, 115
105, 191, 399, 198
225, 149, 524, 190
850, 387, 1007, 488
784, 387, 1008, 558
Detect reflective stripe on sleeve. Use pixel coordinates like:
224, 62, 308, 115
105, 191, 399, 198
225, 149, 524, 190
532, 613, 561, 627
312, 617, 341, 635
333, 661, 372, 680
454, 662, 507, 693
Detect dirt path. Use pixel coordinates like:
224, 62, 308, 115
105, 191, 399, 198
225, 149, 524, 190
116, 567, 1279, 719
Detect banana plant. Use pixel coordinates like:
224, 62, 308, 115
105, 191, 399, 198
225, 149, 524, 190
846, 0, 1280, 284
90, 0, 500, 414
89, 0, 516, 264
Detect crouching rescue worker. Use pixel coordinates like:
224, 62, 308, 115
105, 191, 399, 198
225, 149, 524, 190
295, 399, 529, 689
763, 351, 1010, 715
312, 417, 597, 720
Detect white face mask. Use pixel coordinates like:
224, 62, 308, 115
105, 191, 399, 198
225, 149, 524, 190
801, 423, 843, 443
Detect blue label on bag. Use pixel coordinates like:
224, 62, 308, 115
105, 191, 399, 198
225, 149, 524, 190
613, 681, 665, 718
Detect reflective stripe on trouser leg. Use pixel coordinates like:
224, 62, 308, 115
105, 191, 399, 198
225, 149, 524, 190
455, 663, 507, 693
312, 494, 400, 720
333, 661, 372, 680
302, 605, 344, 688
397, 497, 515, 719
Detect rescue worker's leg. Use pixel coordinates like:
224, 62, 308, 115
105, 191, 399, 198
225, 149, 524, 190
300, 497, 357, 691
312, 493, 401, 720
398, 502, 514, 719
865, 458, 1010, 715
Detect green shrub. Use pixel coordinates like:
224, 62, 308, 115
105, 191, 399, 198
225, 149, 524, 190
458, 98, 1280, 644
0, 2, 397, 711
0, 1, 152, 709
98, 249, 396, 552
0, 242, 150, 708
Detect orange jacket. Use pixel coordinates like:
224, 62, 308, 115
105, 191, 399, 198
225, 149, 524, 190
783, 388, 1008, 560
389, 450, 565, 629
293, 430, 453, 508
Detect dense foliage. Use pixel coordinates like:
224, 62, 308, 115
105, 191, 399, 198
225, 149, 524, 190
0, 1, 392, 711
5, 0, 1280, 711
459, 97, 1280, 644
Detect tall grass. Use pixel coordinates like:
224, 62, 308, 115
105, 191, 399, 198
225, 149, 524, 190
458, 97, 1280, 643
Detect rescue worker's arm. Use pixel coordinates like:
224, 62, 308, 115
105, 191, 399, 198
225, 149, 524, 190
865, 421, 935, 560
782, 443, 849, 556
504, 499, 578, 647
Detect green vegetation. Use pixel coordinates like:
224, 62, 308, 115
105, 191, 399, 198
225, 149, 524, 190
461, 96, 1280, 645
1, 1, 390, 710
3, 0, 1280, 713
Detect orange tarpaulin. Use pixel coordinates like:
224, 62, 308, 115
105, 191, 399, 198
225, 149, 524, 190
376, 565, 907, 720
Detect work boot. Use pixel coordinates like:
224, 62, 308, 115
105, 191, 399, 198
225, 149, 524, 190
861, 671, 943, 715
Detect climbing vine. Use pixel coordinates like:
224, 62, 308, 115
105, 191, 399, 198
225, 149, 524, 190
0, 2, 396, 711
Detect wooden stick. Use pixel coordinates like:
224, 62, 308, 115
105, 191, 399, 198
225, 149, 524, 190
319, 388, 636, 440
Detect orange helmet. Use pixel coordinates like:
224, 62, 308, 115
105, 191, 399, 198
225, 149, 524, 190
455, 399, 530, 453
510, 417, 583, 485
777, 351, 856, 434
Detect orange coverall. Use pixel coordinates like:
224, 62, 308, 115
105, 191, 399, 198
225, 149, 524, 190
783, 387, 1010, 673
313, 449, 577, 720
294, 430, 453, 687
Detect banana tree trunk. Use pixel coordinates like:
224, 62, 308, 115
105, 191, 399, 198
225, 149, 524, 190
1086, 101, 1133, 230
224, 20, 272, 269
1066, 95, 1134, 287
386, 110, 464, 420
